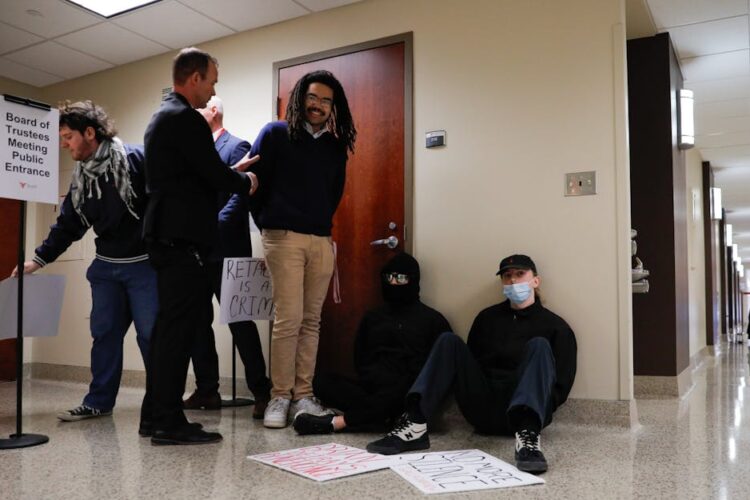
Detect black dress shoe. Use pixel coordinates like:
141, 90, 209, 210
183, 391, 222, 410
139, 421, 203, 438
151, 425, 222, 446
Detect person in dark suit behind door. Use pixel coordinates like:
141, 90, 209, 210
139, 47, 260, 446
183, 95, 271, 417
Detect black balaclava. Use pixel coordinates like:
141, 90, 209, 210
381, 252, 420, 305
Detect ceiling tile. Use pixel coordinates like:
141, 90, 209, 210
696, 98, 750, 120
697, 115, 750, 135
295, 0, 361, 11
180, 0, 308, 32
686, 76, 750, 102
56, 22, 168, 65
0, 56, 63, 87
114, 1, 234, 49
4, 41, 113, 79
0, 0, 102, 38
696, 130, 750, 149
680, 50, 750, 82
700, 144, 750, 167
0, 21, 44, 54
665, 16, 748, 58
647, 0, 748, 28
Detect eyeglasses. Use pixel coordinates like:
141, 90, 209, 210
305, 93, 333, 109
383, 272, 410, 284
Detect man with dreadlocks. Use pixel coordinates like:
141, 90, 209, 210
11, 101, 158, 423
248, 70, 356, 429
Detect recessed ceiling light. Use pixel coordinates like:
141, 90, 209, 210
65, 0, 161, 18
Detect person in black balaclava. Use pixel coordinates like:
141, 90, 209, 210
292, 252, 451, 434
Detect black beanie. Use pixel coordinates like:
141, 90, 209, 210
381, 252, 420, 305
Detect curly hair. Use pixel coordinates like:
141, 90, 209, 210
58, 100, 116, 142
285, 70, 356, 156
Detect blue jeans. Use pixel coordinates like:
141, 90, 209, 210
83, 258, 158, 411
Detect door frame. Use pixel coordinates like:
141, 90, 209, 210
271, 32, 414, 252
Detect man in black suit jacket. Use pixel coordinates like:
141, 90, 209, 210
184, 96, 271, 417
139, 48, 259, 445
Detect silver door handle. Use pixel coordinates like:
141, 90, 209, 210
370, 235, 399, 249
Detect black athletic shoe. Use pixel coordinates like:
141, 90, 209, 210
293, 413, 335, 435
514, 429, 548, 473
366, 413, 429, 455
139, 421, 203, 437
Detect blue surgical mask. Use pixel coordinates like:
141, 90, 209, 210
503, 282, 533, 304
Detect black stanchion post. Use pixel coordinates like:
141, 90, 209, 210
0, 200, 49, 449
221, 337, 253, 407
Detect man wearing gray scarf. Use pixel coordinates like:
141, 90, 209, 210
12, 101, 157, 424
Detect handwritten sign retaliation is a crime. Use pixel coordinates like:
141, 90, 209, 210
391, 449, 545, 494
248, 443, 401, 481
219, 257, 274, 323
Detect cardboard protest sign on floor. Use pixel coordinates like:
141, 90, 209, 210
248, 443, 401, 481
390, 449, 544, 494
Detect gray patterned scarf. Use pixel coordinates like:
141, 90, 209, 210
70, 137, 138, 226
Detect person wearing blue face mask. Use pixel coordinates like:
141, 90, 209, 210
367, 254, 577, 475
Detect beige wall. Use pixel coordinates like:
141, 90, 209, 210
685, 148, 707, 357
19, 0, 631, 400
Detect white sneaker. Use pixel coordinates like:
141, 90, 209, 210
289, 396, 334, 422
263, 397, 290, 428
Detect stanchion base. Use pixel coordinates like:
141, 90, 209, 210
221, 397, 254, 408
0, 433, 49, 450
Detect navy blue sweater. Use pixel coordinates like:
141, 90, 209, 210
249, 121, 347, 236
34, 145, 148, 266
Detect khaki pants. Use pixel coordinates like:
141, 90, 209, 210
262, 229, 334, 400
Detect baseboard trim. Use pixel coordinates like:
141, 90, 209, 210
554, 398, 638, 428
24, 362, 253, 398
634, 364, 693, 399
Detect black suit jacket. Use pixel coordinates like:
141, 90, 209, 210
214, 130, 252, 260
142, 92, 251, 248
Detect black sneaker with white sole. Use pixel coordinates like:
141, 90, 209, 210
293, 413, 335, 435
514, 429, 548, 473
366, 413, 429, 455
57, 405, 112, 422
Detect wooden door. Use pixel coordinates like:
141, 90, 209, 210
0, 199, 20, 380
277, 40, 408, 376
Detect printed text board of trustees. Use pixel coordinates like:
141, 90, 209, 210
1, 98, 59, 204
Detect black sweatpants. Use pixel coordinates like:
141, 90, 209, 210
313, 372, 411, 429
409, 332, 556, 435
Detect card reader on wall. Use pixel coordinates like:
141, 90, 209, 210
426, 130, 446, 148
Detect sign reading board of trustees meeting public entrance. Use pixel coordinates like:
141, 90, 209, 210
1, 97, 59, 204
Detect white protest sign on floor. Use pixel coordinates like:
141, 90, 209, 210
0, 98, 59, 204
390, 449, 544, 494
248, 443, 401, 481
0, 274, 66, 340
219, 257, 274, 323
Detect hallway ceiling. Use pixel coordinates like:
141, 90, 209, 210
0, 0, 360, 86
642, 0, 750, 267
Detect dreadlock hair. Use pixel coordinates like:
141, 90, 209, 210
58, 100, 116, 143
285, 70, 357, 156
173, 47, 218, 85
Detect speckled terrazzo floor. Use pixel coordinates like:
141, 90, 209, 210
1, 341, 749, 500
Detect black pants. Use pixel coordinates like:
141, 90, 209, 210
409, 332, 556, 435
314, 373, 410, 429
141, 242, 213, 430
189, 260, 270, 398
